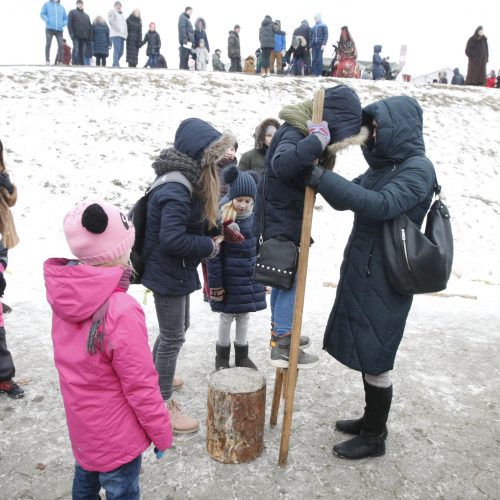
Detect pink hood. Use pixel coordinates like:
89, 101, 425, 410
43, 258, 172, 472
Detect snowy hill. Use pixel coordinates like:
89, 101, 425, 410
1, 67, 499, 499
2, 67, 499, 296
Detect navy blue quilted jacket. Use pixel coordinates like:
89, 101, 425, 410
207, 213, 266, 314
317, 96, 436, 374
254, 123, 323, 245
141, 181, 214, 296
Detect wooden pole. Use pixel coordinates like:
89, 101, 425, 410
277, 88, 325, 465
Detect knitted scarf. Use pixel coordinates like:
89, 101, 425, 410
279, 100, 313, 136
152, 148, 203, 188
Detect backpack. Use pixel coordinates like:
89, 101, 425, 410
128, 172, 193, 284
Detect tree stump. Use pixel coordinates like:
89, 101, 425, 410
206, 367, 266, 464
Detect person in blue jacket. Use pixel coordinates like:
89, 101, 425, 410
142, 118, 236, 435
40, 0, 68, 65
207, 166, 266, 371
304, 95, 436, 459
254, 84, 367, 370
270, 20, 286, 74
310, 12, 328, 76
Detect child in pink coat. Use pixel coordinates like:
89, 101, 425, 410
44, 199, 172, 499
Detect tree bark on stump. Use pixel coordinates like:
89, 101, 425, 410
206, 367, 266, 464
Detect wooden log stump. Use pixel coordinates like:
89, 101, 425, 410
206, 367, 266, 464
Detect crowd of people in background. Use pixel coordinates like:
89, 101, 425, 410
40, 1, 498, 86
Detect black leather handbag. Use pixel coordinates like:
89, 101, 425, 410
382, 185, 454, 295
253, 236, 298, 290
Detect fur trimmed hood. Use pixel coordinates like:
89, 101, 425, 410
254, 117, 280, 150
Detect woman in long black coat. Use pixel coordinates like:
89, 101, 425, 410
126, 9, 142, 68
465, 26, 488, 85
305, 96, 436, 459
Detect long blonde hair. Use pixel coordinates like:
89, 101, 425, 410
199, 131, 237, 229
219, 199, 237, 223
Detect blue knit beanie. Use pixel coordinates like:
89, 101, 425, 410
223, 165, 257, 200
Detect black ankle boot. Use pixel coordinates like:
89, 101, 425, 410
333, 383, 392, 459
215, 343, 231, 371
234, 343, 257, 370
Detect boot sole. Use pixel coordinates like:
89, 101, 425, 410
173, 426, 200, 435
332, 447, 385, 459
269, 358, 320, 370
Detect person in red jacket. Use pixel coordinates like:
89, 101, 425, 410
44, 199, 172, 499
486, 70, 496, 88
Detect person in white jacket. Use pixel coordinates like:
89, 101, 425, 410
195, 39, 209, 70
108, 1, 128, 67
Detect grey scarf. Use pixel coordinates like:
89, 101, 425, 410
152, 148, 203, 187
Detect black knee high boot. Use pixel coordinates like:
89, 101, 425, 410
333, 382, 392, 459
335, 375, 368, 435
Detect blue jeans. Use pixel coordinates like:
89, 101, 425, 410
270, 279, 297, 337
147, 54, 159, 68
111, 36, 124, 67
152, 293, 190, 400
72, 455, 142, 500
311, 47, 324, 76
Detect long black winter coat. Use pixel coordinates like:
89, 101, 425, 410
126, 14, 142, 66
92, 22, 110, 56
316, 96, 436, 374
207, 213, 266, 314
465, 27, 488, 85
227, 30, 240, 58
68, 8, 91, 40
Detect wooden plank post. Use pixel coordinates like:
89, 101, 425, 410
272, 88, 325, 465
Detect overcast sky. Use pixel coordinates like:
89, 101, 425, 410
2, 1, 498, 78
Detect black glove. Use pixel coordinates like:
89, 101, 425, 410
0, 272, 6, 298
304, 165, 326, 189
0, 172, 14, 194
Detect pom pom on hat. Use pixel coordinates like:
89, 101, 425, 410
63, 199, 135, 265
223, 165, 257, 200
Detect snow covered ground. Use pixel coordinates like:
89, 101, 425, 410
0, 67, 499, 499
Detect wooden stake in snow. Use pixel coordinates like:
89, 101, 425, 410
271, 88, 325, 466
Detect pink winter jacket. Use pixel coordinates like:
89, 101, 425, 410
43, 258, 172, 472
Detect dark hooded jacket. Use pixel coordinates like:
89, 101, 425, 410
372, 45, 384, 80
451, 68, 465, 85
254, 85, 362, 245
259, 16, 277, 49
465, 26, 488, 85
239, 118, 280, 174
315, 96, 436, 374
141, 119, 221, 296
194, 18, 210, 51
92, 20, 110, 57
293, 21, 310, 48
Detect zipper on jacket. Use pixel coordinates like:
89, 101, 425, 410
182, 258, 186, 268
401, 228, 411, 271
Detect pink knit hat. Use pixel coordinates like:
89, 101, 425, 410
63, 199, 135, 265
